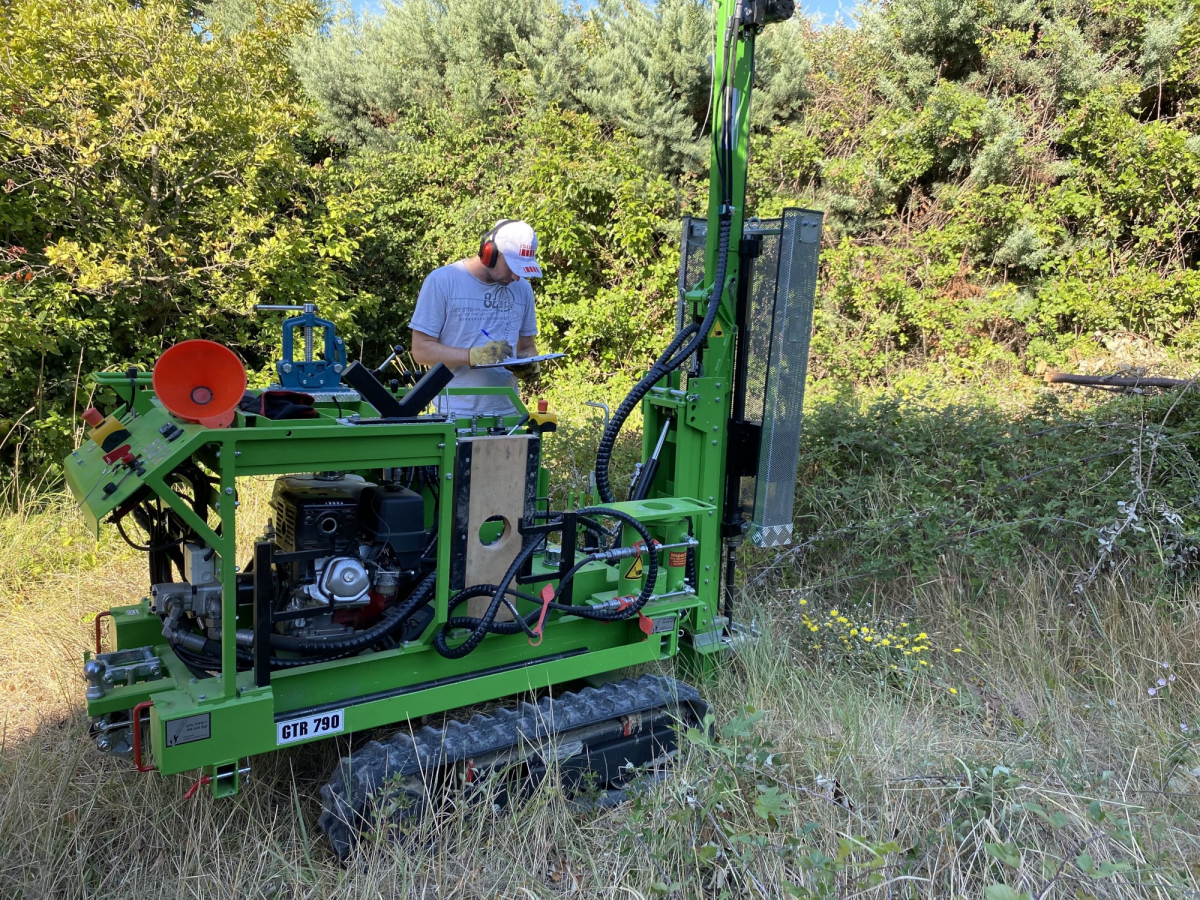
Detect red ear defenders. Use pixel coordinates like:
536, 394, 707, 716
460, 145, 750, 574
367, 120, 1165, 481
478, 219, 515, 268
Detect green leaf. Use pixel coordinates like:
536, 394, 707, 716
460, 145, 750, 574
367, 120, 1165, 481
694, 843, 720, 863
754, 785, 790, 822
986, 842, 1022, 869
984, 884, 1026, 900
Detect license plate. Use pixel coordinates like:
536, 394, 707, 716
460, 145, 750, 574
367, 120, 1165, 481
276, 709, 345, 745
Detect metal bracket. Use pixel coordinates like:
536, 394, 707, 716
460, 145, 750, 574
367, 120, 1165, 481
255, 303, 347, 390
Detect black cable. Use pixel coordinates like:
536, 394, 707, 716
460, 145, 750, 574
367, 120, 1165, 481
263, 569, 437, 655
170, 642, 220, 679
115, 514, 186, 553
432, 507, 659, 658
165, 568, 438, 674
594, 214, 731, 503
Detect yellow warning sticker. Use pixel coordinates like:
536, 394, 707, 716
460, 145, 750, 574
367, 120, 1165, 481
711, 320, 725, 338
623, 555, 644, 580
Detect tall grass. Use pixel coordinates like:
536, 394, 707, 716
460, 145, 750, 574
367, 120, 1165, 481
3, 381, 1200, 897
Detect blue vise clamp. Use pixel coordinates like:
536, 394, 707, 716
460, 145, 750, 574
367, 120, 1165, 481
254, 304, 347, 390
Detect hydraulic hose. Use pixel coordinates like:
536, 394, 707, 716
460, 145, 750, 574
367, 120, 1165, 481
168, 570, 439, 670
432, 506, 659, 658
594, 7, 742, 504
169, 635, 357, 672
594, 215, 732, 503
263, 569, 437, 655
432, 537, 545, 659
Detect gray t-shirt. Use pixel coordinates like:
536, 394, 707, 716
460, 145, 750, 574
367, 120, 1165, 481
409, 261, 538, 416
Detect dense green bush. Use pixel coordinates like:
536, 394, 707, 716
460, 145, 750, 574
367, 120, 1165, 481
327, 105, 687, 379
0, 0, 369, 472
6, 0, 1200, 484
754, 380, 1200, 593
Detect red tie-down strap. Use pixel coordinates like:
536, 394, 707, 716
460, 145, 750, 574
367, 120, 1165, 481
528, 584, 556, 647
612, 595, 656, 638
184, 774, 213, 800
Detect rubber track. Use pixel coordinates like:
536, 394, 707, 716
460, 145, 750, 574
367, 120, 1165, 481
318, 674, 704, 858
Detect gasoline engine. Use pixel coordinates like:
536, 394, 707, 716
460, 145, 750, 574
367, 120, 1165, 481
150, 472, 436, 657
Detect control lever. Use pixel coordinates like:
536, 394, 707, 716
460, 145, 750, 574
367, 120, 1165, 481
374, 344, 405, 374
373, 344, 419, 386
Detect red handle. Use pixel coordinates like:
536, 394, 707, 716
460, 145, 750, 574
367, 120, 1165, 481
183, 774, 212, 800
132, 701, 156, 772
94, 610, 113, 654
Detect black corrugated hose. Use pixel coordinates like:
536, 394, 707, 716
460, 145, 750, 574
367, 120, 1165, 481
169, 570, 438, 673
593, 215, 732, 504
433, 506, 659, 659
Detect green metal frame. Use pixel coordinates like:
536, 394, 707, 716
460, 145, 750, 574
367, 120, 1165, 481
75, 388, 717, 789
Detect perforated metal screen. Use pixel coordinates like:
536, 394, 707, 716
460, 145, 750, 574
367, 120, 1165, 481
676, 209, 824, 547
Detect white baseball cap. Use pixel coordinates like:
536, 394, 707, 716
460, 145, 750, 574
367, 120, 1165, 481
493, 220, 542, 279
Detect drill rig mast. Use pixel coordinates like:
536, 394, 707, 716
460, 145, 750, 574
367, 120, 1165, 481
66, 0, 821, 857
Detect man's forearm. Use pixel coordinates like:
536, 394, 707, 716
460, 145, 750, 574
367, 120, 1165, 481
411, 332, 471, 368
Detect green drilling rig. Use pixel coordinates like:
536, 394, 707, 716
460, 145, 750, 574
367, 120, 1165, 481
67, 0, 822, 857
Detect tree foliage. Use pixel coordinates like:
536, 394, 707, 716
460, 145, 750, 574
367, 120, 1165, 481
0, 0, 369, 470
5, 0, 1200, 478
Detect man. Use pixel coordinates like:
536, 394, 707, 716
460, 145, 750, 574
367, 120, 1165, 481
409, 219, 542, 417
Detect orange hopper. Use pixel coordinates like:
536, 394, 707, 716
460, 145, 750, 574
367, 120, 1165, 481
152, 340, 246, 428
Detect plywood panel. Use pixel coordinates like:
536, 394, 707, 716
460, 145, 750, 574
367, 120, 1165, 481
460, 435, 535, 619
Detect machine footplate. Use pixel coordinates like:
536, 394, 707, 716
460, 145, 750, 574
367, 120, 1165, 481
318, 674, 706, 858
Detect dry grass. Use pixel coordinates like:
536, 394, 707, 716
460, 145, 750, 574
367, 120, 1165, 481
3, 492, 1200, 899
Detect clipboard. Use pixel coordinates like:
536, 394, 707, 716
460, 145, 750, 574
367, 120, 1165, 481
473, 352, 566, 369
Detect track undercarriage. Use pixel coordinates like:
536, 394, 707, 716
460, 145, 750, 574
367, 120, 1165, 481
318, 675, 706, 858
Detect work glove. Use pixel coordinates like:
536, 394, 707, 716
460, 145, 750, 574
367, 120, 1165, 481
468, 339, 513, 367
506, 360, 540, 381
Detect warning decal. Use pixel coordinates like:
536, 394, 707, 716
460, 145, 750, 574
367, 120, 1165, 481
165, 713, 211, 747
623, 555, 644, 580
711, 320, 725, 338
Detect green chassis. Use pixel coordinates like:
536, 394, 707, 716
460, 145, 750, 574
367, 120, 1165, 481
74, 378, 728, 795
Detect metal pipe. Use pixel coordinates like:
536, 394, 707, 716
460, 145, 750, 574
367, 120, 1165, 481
649, 539, 700, 553
584, 400, 610, 430
649, 587, 696, 601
